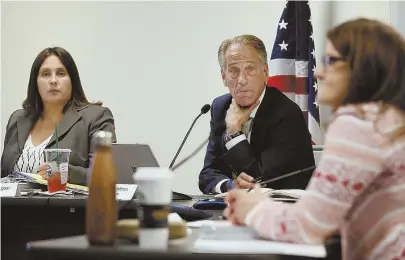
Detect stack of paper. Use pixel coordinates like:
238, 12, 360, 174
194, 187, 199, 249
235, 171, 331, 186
12, 171, 89, 195
192, 222, 326, 258
213, 188, 272, 199
187, 220, 231, 229
213, 188, 306, 202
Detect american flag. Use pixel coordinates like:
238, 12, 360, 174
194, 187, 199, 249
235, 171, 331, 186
267, 0, 323, 144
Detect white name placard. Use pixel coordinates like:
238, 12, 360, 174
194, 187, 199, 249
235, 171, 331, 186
116, 184, 138, 201
1, 183, 19, 197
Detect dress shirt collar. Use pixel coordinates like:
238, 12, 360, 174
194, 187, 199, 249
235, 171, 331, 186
250, 86, 266, 118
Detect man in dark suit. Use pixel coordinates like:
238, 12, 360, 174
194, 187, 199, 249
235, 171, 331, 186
199, 34, 315, 194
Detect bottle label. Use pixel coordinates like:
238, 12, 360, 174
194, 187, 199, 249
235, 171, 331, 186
138, 204, 170, 228
60, 163, 68, 184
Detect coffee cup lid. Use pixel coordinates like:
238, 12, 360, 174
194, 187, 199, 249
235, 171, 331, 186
133, 167, 173, 181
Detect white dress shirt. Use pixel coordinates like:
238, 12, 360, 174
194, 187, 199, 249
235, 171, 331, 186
214, 87, 266, 193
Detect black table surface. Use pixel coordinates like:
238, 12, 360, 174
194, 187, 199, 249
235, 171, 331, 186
1, 194, 219, 260
2, 194, 93, 206
26, 230, 321, 260
2, 194, 341, 260
1, 194, 202, 208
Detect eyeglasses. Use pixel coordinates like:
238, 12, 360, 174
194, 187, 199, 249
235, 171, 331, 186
322, 55, 346, 67
225, 63, 264, 80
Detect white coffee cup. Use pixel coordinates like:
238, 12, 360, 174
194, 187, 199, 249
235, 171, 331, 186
133, 167, 174, 249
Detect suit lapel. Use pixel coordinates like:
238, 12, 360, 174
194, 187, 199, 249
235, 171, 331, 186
250, 87, 274, 150
46, 106, 81, 148
16, 114, 35, 151
220, 96, 233, 152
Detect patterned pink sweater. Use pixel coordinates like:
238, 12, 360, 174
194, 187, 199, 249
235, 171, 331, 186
245, 103, 405, 260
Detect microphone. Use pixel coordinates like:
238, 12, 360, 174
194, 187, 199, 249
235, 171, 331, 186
169, 104, 210, 201
171, 137, 209, 171
169, 136, 210, 201
169, 104, 210, 169
118, 105, 212, 220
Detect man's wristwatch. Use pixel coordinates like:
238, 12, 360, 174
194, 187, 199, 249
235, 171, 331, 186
223, 131, 244, 143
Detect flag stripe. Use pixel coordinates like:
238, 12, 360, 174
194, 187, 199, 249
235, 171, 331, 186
282, 92, 308, 111
268, 59, 309, 77
267, 75, 307, 95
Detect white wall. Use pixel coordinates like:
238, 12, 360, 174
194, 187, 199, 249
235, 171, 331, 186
390, 1, 405, 38
316, 0, 394, 126
0, 1, 2, 160
0, 1, 400, 194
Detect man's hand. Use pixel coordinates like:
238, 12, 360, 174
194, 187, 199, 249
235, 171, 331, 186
225, 99, 259, 134
232, 172, 255, 190
37, 164, 48, 180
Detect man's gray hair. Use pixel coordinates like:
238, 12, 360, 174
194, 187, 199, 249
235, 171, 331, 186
217, 34, 268, 71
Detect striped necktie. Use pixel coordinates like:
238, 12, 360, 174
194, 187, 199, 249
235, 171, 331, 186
241, 117, 253, 135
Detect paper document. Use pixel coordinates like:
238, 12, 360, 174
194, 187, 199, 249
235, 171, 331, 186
37, 191, 74, 197
214, 188, 272, 199
168, 213, 184, 224
187, 220, 232, 229
12, 171, 89, 195
193, 225, 326, 258
214, 188, 306, 200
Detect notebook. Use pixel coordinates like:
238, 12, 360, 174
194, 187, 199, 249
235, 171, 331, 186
213, 188, 306, 201
12, 171, 88, 194
192, 223, 326, 257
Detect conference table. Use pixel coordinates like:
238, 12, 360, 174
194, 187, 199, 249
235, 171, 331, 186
1, 192, 215, 260
26, 230, 325, 260
1, 191, 341, 260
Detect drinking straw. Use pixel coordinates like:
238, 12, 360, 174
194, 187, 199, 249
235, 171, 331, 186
55, 124, 59, 166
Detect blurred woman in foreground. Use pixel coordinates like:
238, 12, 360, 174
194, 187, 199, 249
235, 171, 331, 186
224, 18, 405, 260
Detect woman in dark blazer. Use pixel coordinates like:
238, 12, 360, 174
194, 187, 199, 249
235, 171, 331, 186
1, 47, 116, 185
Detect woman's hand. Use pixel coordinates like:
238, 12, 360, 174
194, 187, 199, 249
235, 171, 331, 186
223, 187, 268, 225
37, 164, 48, 180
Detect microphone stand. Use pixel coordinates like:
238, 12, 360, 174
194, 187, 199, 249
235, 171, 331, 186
170, 137, 209, 200
171, 138, 209, 171
168, 104, 211, 201
169, 112, 204, 169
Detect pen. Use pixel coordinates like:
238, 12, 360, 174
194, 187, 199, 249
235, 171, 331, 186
228, 170, 238, 190
227, 179, 234, 190
229, 170, 261, 189
248, 166, 316, 192
251, 176, 263, 183
229, 174, 261, 190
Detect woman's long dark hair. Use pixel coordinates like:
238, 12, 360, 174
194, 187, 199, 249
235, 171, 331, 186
327, 18, 405, 113
22, 47, 101, 118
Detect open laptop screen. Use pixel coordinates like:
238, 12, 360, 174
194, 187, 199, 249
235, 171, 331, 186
111, 143, 159, 184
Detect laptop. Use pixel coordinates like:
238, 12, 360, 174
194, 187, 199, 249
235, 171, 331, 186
111, 143, 159, 184
111, 143, 196, 201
